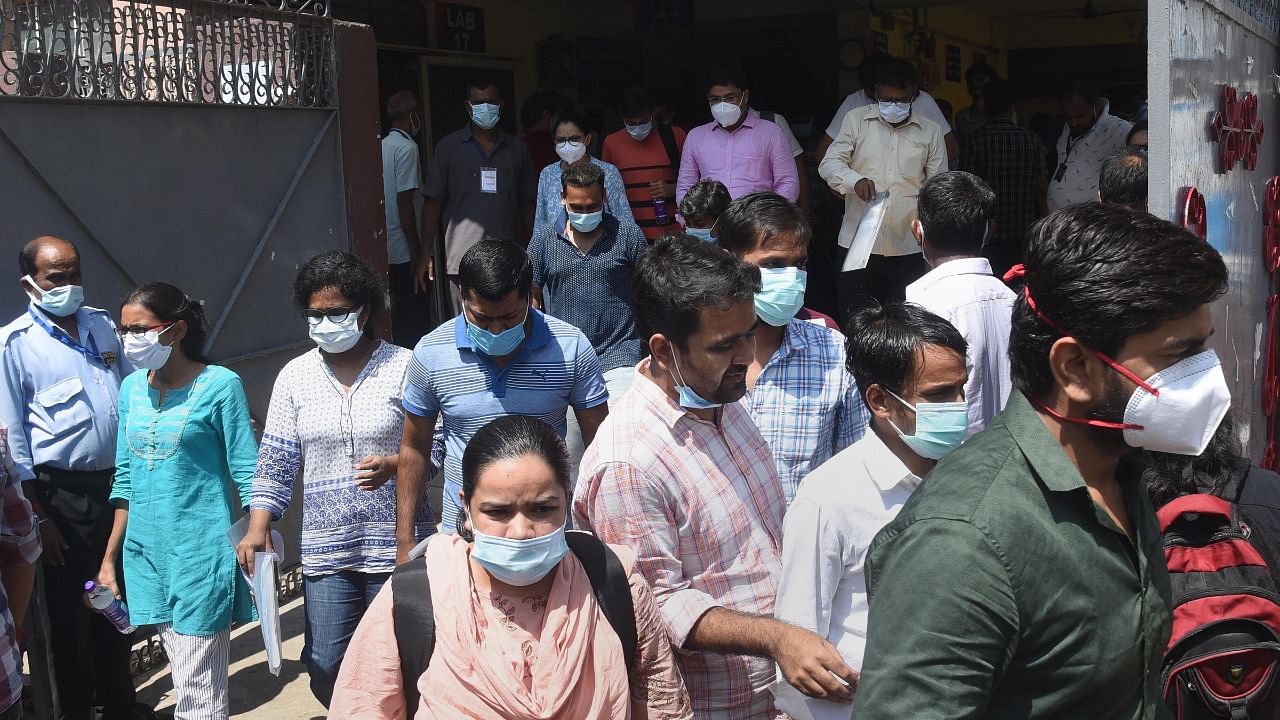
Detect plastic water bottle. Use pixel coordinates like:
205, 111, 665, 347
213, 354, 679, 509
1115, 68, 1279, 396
653, 197, 669, 225
84, 580, 135, 634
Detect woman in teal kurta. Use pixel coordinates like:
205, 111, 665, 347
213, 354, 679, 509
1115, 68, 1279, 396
97, 282, 257, 720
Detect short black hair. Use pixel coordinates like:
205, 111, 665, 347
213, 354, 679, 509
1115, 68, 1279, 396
1058, 80, 1098, 106
123, 282, 212, 364
561, 161, 605, 193
464, 77, 500, 100
1011, 204, 1228, 398
704, 65, 749, 93
715, 192, 811, 256
19, 236, 79, 277
875, 58, 919, 90
1126, 120, 1148, 146
983, 78, 1016, 117
552, 110, 591, 137
845, 301, 967, 414
519, 89, 571, 129
966, 62, 999, 82
1098, 148, 1148, 208
917, 171, 995, 255
858, 52, 891, 91
633, 233, 760, 350
679, 180, 732, 224
292, 251, 388, 331
458, 239, 532, 302
620, 86, 651, 119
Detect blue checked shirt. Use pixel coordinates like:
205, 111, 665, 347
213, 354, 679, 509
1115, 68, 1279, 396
744, 318, 867, 503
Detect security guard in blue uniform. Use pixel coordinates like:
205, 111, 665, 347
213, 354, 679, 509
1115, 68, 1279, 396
0, 236, 147, 720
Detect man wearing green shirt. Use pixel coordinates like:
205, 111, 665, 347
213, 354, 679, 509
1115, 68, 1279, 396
854, 203, 1230, 719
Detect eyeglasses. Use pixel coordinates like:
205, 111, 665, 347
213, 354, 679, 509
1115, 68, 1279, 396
707, 93, 744, 105
554, 134, 585, 145
302, 306, 358, 324
116, 322, 174, 339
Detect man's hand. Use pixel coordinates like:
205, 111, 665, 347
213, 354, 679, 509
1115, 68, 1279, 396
648, 180, 676, 200
412, 256, 433, 293
40, 520, 68, 567
235, 523, 273, 578
96, 562, 122, 600
354, 455, 394, 491
853, 178, 876, 203
773, 626, 859, 703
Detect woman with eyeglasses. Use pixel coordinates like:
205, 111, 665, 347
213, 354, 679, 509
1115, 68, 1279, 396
533, 111, 635, 229
96, 282, 257, 719
234, 251, 436, 707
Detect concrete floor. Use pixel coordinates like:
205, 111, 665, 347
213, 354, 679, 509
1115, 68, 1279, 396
135, 595, 326, 719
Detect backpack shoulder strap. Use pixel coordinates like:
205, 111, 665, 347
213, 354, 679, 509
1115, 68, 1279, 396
656, 123, 681, 175
392, 559, 434, 719
566, 531, 638, 670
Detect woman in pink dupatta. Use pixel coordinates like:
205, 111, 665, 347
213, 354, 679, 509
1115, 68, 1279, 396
329, 416, 692, 720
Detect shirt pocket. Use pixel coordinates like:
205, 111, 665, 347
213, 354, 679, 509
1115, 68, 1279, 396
33, 376, 92, 438
893, 135, 929, 178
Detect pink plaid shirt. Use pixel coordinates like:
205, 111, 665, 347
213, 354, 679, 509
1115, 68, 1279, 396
0, 427, 40, 714
573, 360, 785, 720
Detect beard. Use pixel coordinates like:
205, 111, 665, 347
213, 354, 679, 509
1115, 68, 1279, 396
1087, 371, 1134, 450
709, 364, 750, 404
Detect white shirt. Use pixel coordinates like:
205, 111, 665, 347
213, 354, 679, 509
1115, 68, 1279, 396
906, 257, 1015, 436
754, 108, 803, 157
1047, 112, 1132, 210
824, 89, 953, 140
381, 129, 421, 265
819, 105, 947, 256
771, 430, 921, 720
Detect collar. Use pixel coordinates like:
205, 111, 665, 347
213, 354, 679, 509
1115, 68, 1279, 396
1003, 391, 1149, 493
463, 127, 506, 147
710, 109, 758, 133
859, 429, 922, 493
633, 358, 720, 430
908, 257, 995, 293
452, 306, 550, 353
773, 319, 808, 361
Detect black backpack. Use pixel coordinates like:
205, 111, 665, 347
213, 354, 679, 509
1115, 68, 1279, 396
1158, 481, 1280, 719
656, 122, 681, 175
391, 531, 637, 717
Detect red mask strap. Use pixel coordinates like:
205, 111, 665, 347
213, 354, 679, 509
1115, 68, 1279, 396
1021, 282, 1159, 397
1025, 392, 1144, 431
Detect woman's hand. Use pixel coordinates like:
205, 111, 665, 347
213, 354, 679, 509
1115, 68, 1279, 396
236, 523, 272, 578
355, 454, 395, 491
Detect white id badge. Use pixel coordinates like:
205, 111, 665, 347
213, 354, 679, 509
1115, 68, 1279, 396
480, 167, 498, 194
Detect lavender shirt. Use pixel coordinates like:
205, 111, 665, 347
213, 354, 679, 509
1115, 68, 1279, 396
675, 110, 800, 203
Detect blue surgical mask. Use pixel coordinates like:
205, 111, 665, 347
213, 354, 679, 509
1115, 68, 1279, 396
470, 102, 501, 130
878, 100, 912, 124
469, 521, 569, 587
24, 276, 84, 318
567, 209, 604, 233
755, 267, 808, 327
626, 121, 653, 141
465, 307, 528, 357
684, 227, 715, 243
884, 387, 968, 460
670, 351, 722, 410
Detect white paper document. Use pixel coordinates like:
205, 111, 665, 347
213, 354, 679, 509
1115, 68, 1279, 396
842, 190, 891, 272
226, 516, 285, 676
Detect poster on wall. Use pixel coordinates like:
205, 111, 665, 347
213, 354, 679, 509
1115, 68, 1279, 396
945, 45, 961, 82
436, 2, 485, 53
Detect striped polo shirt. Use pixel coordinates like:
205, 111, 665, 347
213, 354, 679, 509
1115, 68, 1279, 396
601, 125, 686, 242
402, 308, 608, 532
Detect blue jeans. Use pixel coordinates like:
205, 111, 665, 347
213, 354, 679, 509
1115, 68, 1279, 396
302, 570, 390, 707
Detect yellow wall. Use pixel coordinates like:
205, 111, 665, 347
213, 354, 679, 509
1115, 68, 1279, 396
870, 4, 1008, 112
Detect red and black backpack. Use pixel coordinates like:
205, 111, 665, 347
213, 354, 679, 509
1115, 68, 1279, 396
1159, 492, 1280, 719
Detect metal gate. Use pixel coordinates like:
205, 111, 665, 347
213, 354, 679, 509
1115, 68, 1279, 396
1, 0, 385, 563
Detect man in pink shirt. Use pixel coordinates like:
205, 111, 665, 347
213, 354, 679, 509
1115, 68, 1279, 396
676, 67, 800, 204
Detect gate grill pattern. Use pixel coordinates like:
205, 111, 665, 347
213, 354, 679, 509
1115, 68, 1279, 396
1, 0, 335, 106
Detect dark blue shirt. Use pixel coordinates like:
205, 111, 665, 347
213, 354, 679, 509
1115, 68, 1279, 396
530, 213, 647, 373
